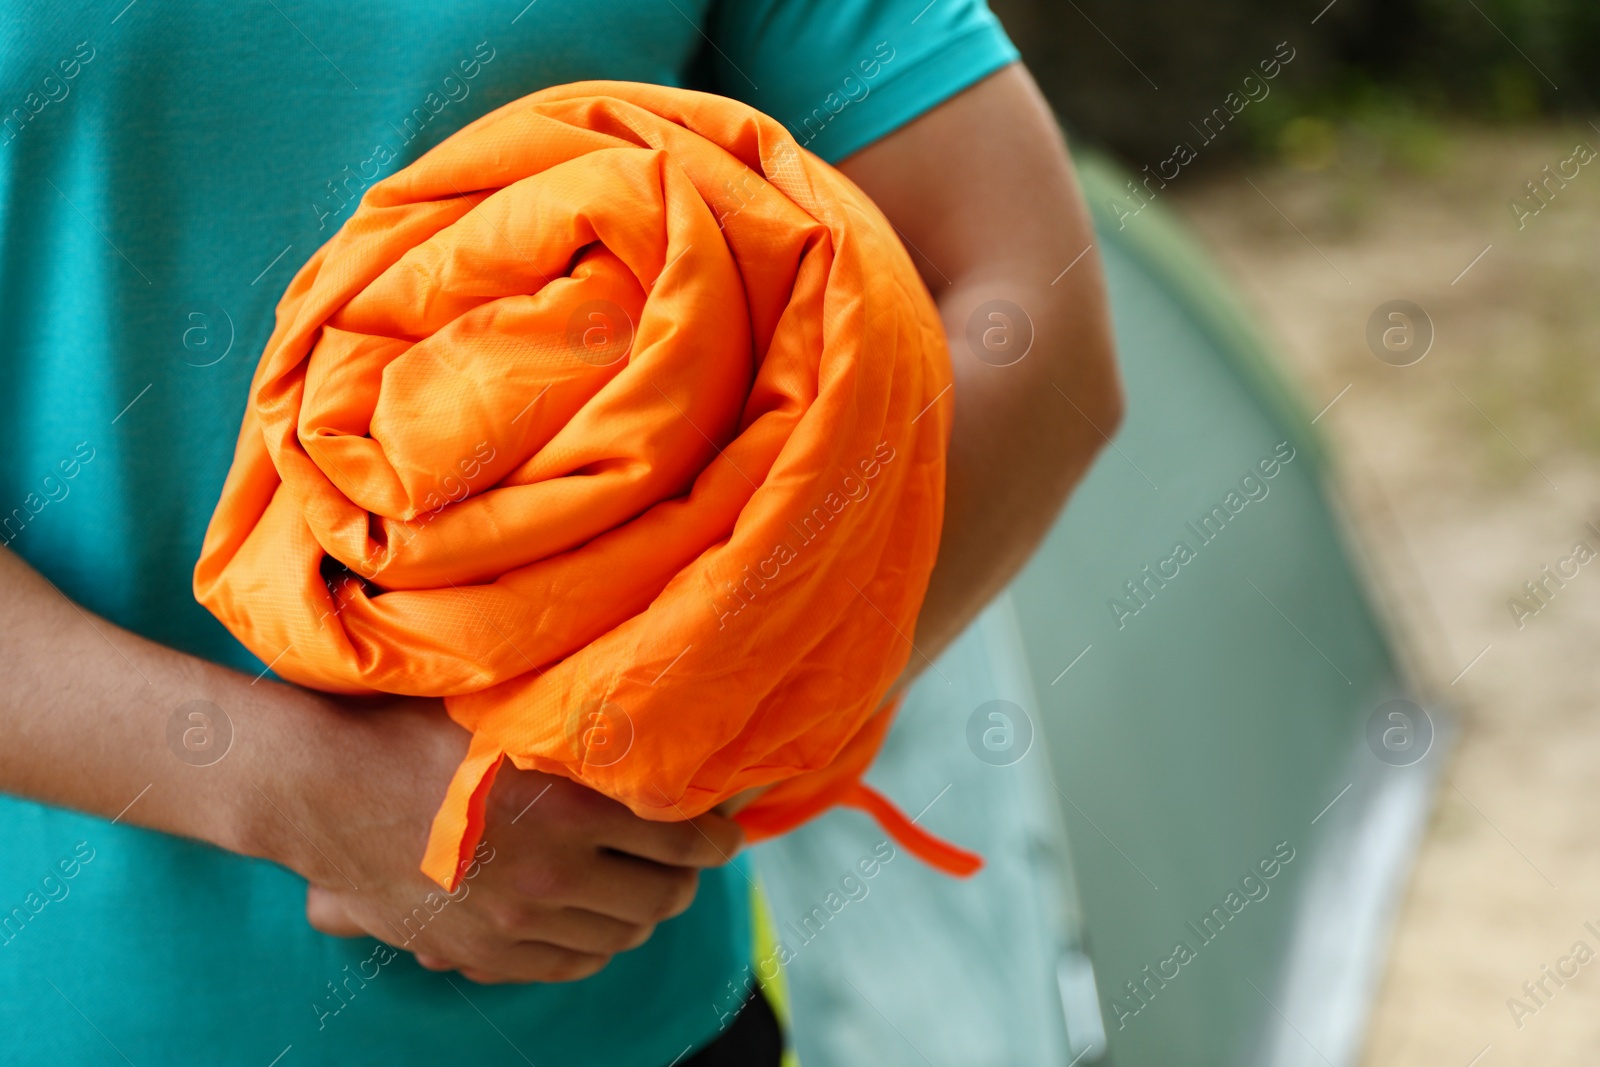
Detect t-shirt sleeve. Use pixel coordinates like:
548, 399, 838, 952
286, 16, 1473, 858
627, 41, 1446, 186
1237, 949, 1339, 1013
699, 0, 1020, 163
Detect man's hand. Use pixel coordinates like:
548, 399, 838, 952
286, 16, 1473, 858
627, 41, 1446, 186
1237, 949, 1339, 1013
0, 547, 739, 985
291, 697, 743, 984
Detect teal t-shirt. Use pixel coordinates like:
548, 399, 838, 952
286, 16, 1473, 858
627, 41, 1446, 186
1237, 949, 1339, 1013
0, 2, 1016, 1065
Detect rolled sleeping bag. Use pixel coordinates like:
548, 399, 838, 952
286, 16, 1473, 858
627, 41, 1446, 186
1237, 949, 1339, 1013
194, 81, 981, 889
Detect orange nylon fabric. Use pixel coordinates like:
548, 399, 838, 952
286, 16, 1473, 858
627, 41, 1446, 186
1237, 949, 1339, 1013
194, 80, 971, 890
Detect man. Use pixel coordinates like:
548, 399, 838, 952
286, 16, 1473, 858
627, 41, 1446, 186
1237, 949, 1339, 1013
0, 0, 1117, 1062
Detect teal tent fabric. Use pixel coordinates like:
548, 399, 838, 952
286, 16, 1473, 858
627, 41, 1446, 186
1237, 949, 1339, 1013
758, 151, 1433, 1066
754, 592, 1091, 1066
1011, 155, 1428, 1066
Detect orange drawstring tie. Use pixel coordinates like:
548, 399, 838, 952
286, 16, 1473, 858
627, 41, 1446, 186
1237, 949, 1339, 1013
841, 781, 983, 877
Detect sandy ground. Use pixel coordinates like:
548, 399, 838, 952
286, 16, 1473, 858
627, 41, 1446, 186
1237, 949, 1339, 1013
1168, 123, 1600, 1067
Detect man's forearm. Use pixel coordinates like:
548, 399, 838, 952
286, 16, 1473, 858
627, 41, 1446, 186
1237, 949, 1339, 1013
0, 546, 344, 869
915, 269, 1120, 660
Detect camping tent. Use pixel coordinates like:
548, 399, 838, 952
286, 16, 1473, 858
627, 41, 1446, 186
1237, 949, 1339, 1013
753, 153, 1444, 1066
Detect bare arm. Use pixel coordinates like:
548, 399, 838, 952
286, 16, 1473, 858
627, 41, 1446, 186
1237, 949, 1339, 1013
0, 546, 742, 983
838, 63, 1122, 666
0, 545, 330, 857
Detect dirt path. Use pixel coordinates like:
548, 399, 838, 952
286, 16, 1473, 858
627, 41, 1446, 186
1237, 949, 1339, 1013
1168, 124, 1600, 1066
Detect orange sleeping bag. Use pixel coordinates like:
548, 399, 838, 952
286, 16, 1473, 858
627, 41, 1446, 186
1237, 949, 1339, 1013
194, 80, 978, 889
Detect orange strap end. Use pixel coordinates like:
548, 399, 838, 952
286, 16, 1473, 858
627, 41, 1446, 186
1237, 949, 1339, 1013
841, 781, 984, 878
420, 733, 506, 891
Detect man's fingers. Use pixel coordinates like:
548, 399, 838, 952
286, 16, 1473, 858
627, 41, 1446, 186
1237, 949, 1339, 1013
413, 953, 457, 972
411, 939, 615, 984
456, 967, 515, 985
510, 907, 655, 956
475, 940, 613, 984
411, 926, 624, 983
597, 808, 745, 869
560, 852, 702, 925
305, 885, 368, 938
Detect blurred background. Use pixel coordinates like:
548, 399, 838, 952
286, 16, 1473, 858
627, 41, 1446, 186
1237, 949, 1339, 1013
987, 0, 1600, 1062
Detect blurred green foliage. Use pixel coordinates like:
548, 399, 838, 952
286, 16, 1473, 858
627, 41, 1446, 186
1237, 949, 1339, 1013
988, 0, 1600, 169
1400, 0, 1600, 117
